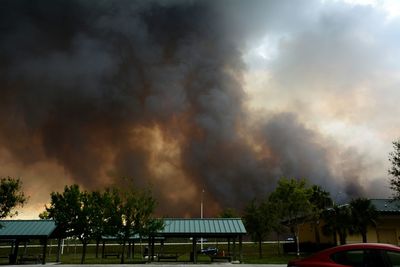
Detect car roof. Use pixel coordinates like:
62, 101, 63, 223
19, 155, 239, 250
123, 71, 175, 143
309, 243, 400, 260
332, 243, 400, 250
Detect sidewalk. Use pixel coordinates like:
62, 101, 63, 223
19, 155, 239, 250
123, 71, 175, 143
7, 264, 287, 267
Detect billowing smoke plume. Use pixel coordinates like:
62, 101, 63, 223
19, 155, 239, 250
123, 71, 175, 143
0, 0, 384, 217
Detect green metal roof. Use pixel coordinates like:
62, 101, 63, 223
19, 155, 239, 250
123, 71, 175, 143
0, 220, 57, 239
159, 218, 246, 236
370, 199, 400, 214
0, 218, 246, 239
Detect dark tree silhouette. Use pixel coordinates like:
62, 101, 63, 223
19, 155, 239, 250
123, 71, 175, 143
349, 198, 378, 243
389, 139, 400, 200
0, 177, 26, 219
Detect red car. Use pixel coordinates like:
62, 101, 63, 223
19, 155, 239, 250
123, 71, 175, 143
287, 243, 400, 267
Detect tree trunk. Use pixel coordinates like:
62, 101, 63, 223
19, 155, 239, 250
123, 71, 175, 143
333, 230, 338, 245
120, 240, 126, 264
80, 242, 87, 264
339, 231, 346, 245
362, 231, 367, 243
56, 238, 62, 262
258, 239, 262, 258
277, 233, 281, 255
95, 239, 100, 258
314, 223, 321, 249
295, 226, 300, 257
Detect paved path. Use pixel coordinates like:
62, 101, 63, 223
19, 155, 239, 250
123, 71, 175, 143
6, 264, 286, 267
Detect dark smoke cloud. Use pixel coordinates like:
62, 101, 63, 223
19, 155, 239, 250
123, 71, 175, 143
0, 0, 375, 217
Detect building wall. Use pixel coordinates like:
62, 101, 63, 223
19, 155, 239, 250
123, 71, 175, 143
299, 214, 400, 246
298, 222, 334, 244
376, 215, 400, 245
344, 215, 400, 245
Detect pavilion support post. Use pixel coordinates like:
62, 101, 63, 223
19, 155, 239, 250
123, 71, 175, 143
56, 238, 62, 262
10, 239, 19, 264
147, 238, 151, 262
42, 238, 48, 265
9, 240, 14, 263
227, 237, 231, 256
161, 240, 164, 254
192, 237, 197, 263
23, 241, 28, 257
239, 235, 243, 263
10, 240, 14, 254
151, 237, 155, 261
233, 237, 236, 261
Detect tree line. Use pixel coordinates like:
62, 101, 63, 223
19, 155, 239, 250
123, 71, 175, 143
225, 138, 400, 258
1, 138, 400, 261
241, 178, 378, 258
0, 179, 162, 264
43, 184, 163, 264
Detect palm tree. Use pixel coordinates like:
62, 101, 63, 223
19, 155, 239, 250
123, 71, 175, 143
349, 198, 378, 243
322, 204, 352, 245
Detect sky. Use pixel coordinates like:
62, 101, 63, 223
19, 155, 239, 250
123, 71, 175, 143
0, 0, 399, 218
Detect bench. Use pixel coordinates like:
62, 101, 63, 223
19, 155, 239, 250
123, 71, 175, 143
158, 253, 179, 261
210, 255, 232, 262
104, 253, 120, 258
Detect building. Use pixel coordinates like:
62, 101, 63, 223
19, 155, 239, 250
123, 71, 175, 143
299, 199, 400, 246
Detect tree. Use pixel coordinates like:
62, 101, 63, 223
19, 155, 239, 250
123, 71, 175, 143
243, 199, 270, 258
322, 204, 352, 245
388, 139, 400, 199
0, 177, 27, 219
349, 198, 378, 243
38, 210, 49, 219
309, 185, 333, 248
269, 178, 313, 256
219, 207, 239, 218
261, 199, 286, 255
94, 188, 122, 258
115, 187, 163, 264
46, 185, 104, 264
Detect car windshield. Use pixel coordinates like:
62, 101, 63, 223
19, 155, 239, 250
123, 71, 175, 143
386, 250, 400, 267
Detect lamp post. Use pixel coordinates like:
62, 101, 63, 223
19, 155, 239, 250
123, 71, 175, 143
201, 189, 204, 250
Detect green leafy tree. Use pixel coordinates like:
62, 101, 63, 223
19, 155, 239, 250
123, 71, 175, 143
243, 199, 270, 258
46, 185, 104, 263
261, 199, 286, 255
219, 207, 239, 218
389, 139, 400, 199
349, 198, 378, 243
269, 178, 313, 256
102, 188, 123, 236
309, 185, 333, 248
115, 187, 163, 264
38, 210, 49, 219
93, 188, 122, 258
0, 177, 27, 219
